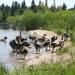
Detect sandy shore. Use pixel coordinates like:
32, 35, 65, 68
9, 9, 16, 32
14, 29, 71, 66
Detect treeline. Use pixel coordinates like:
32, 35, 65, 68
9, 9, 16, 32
0, 0, 68, 22
0, 0, 75, 30
7, 10, 75, 30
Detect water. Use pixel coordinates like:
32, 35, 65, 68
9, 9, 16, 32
0, 29, 47, 71
0, 29, 30, 71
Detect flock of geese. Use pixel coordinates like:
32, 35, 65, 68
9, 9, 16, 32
0, 29, 72, 60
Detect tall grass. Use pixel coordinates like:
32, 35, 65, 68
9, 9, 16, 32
1, 59, 75, 75
70, 30, 75, 46
1, 60, 75, 75
57, 47, 69, 55
0, 63, 10, 75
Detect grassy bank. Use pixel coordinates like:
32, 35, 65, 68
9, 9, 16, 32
1, 59, 75, 75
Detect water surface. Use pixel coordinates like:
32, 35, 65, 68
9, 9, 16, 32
0, 29, 46, 71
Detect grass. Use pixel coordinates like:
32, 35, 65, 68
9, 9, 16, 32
57, 47, 69, 55
1, 60, 75, 75
70, 34, 75, 46
0, 63, 10, 75
53, 28, 64, 35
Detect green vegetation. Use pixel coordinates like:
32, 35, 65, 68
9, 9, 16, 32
0, 0, 75, 30
57, 47, 69, 55
70, 30, 75, 46
0, 0, 75, 74
1, 60, 75, 75
7, 10, 75, 31
0, 63, 9, 75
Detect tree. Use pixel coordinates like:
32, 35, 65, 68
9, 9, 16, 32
38, 4, 47, 13
50, 0, 56, 12
50, 5, 56, 12
62, 3, 67, 10
45, 0, 48, 7
5, 5, 10, 16
74, 4, 75, 8
17, 3, 20, 9
1, 9, 8, 22
1, 4, 5, 10
11, 1, 15, 16
14, 1, 18, 10
57, 5, 62, 11
0, 11, 2, 22
21, 0, 27, 9
39, 0, 41, 5
31, 0, 36, 10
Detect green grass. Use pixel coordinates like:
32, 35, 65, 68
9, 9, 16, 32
1, 60, 75, 75
0, 63, 10, 75
52, 28, 64, 35
70, 32, 75, 46
57, 47, 69, 55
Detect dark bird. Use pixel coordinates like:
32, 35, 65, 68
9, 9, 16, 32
34, 40, 42, 54
0, 36, 7, 42
9, 39, 19, 52
37, 37, 45, 43
9, 40, 30, 51
50, 43, 59, 53
51, 36, 58, 43
29, 35, 36, 42
61, 29, 71, 42
43, 40, 50, 52
50, 41, 65, 53
21, 37, 27, 42
16, 46, 28, 60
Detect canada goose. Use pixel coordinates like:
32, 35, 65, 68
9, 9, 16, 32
61, 29, 71, 42
50, 40, 65, 53
16, 46, 28, 60
51, 36, 58, 43
29, 35, 36, 42
9, 36, 30, 52
9, 39, 19, 52
0, 36, 7, 42
34, 40, 42, 54
43, 40, 50, 52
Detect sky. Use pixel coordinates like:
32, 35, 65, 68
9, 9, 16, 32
0, 0, 75, 9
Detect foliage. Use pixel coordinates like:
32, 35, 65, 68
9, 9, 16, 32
21, 10, 47, 30
7, 15, 21, 23
70, 30, 75, 46
1, 9, 8, 22
7, 10, 75, 31
38, 4, 48, 13
43, 10, 75, 30
57, 47, 69, 55
62, 3, 67, 10
1, 60, 75, 75
0, 63, 9, 75
31, 0, 36, 10
0, 11, 2, 22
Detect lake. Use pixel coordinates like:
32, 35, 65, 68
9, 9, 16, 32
0, 29, 47, 71
0, 29, 31, 71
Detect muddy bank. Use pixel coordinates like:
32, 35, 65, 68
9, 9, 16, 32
0, 29, 72, 71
